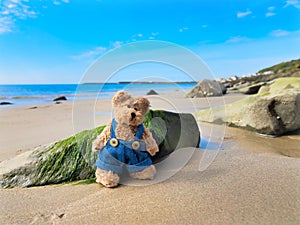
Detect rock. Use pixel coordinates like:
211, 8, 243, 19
0, 110, 200, 188
257, 85, 270, 95
146, 90, 159, 95
239, 82, 265, 95
0, 101, 13, 105
53, 96, 67, 101
219, 82, 227, 94
186, 79, 226, 98
144, 110, 200, 162
196, 78, 300, 136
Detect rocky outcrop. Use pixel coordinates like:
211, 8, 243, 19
0, 110, 200, 188
186, 79, 226, 98
196, 78, 300, 136
53, 96, 67, 101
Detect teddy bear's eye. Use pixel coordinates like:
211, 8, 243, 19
127, 105, 131, 108
134, 107, 138, 111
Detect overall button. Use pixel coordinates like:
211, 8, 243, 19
132, 141, 140, 150
109, 138, 119, 147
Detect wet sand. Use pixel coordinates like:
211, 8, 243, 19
0, 93, 299, 224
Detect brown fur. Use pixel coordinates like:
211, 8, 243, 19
92, 90, 159, 187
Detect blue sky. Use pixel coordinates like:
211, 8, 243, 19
0, 0, 299, 84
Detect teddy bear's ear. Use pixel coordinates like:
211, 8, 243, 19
112, 90, 132, 107
134, 97, 150, 113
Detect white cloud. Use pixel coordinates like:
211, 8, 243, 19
72, 46, 107, 60
53, 0, 70, 5
237, 9, 252, 18
149, 31, 159, 39
0, 16, 13, 34
270, 29, 291, 37
226, 36, 250, 43
284, 0, 300, 9
53, 1, 61, 5
137, 33, 143, 37
266, 6, 276, 17
0, 0, 69, 35
179, 27, 189, 32
201, 24, 208, 28
0, 0, 38, 34
112, 41, 123, 48
266, 12, 276, 17
151, 32, 159, 36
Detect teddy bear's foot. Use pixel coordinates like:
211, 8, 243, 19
130, 165, 156, 180
95, 167, 120, 188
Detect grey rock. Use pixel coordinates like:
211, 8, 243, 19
0, 101, 13, 105
53, 96, 67, 101
186, 79, 226, 98
145, 110, 200, 163
0, 110, 200, 188
146, 90, 159, 95
239, 82, 265, 95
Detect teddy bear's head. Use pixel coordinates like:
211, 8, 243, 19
112, 90, 150, 126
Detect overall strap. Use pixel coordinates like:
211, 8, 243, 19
110, 119, 117, 138
135, 123, 144, 139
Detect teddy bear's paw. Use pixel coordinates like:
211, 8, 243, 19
148, 146, 159, 156
95, 168, 120, 188
130, 165, 156, 180
92, 139, 104, 152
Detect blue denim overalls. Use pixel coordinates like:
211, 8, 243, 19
95, 119, 152, 174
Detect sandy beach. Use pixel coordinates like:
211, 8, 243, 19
0, 93, 299, 225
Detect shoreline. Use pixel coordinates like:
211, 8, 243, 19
0, 83, 196, 107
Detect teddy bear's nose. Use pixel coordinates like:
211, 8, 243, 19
131, 112, 136, 119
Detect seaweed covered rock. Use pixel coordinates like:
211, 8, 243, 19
0, 110, 200, 188
0, 126, 104, 188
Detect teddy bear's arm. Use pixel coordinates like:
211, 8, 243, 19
142, 127, 159, 156
92, 120, 112, 152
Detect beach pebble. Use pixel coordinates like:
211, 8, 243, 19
53, 96, 67, 101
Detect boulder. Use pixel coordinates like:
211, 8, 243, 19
0, 101, 13, 105
239, 82, 265, 95
0, 110, 200, 188
196, 78, 300, 136
186, 79, 226, 98
53, 96, 67, 101
146, 90, 159, 95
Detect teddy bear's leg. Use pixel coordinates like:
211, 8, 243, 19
130, 165, 156, 180
95, 167, 120, 188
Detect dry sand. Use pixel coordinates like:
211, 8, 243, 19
0, 93, 299, 225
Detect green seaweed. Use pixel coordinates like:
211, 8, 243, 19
33, 126, 105, 186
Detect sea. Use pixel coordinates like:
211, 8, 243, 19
0, 83, 196, 107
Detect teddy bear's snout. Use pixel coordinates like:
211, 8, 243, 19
131, 112, 136, 119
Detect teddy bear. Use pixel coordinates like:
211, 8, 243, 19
92, 90, 159, 187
